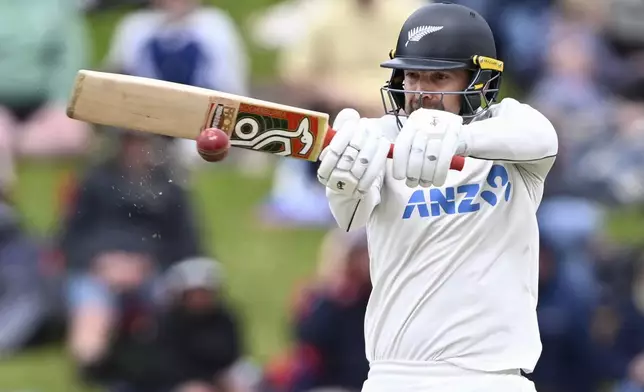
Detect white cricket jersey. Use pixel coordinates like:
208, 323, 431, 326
325, 98, 558, 376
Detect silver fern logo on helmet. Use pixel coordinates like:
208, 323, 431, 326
405, 25, 444, 47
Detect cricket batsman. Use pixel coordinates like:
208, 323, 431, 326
314, 2, 558, 392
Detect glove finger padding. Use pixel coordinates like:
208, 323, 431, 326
405, 130, 430, 188
356, 119, 389, 193
326, 118, 383, 197
432, 122, 461, 187
326, 119, 362, 196
350, 118, 380, 181
394, 108, 465, 188
318, 110, 390, 197
333, 108, 361, 129
392, 119, 416, 181
336, 122, 367, 172
358, 137, 389, 194
419, 139, 442, 187
317, 116, 359, 184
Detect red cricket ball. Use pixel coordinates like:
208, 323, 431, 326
196, 128, 231, 162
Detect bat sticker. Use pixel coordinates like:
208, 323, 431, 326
229, 103, 318, 159
206, 102, 238, 134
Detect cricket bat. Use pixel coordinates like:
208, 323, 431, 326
66, 70, 465, 170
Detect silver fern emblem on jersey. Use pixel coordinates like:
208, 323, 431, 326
405, 25, 444, 47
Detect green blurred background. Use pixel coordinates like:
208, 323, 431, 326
3, 1, 644, 391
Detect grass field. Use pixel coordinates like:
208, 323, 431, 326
2, 1, 644, 391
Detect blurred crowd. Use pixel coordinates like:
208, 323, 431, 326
1, 0, 644, 392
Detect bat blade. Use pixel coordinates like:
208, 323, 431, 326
67, 70, 464, 170
67, 70, 330, 161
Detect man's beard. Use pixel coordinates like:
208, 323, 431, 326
406, 95, 445, 114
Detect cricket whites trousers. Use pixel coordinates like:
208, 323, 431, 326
361, 361, 537, 392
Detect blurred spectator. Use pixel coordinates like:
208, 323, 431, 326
571, 80, 644, 207
263, 228, 371, 392
529, 20, 612, 127
104, 0, 248, 95
528, 24, 614, 202
59, 130, 202, 271
537, 198, 604, 309
69, 232, 161, 390
275, 0, 424, 118
529, 237, 600, 392
590, 246, 644, 392
446, 0, 552, 90
103, 0, 253, 172
604, 0, 644, 79
81, 257, 249, 392
248, 0, 331, 52
57, 130, 203, 383
158, 257, 249, 392
525, 3, 644, 312
0, 190, 50, 358
494, 0, 555, 90
0, 0, 92, 159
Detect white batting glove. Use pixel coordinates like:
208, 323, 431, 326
393, 109, 465, 188
317, 108, 390, 197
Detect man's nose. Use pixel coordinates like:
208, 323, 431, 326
417, 91, 442, 106
420, 92, 441, 102
417, 79, 439, 93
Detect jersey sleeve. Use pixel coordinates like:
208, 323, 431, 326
461, 97, 559, 185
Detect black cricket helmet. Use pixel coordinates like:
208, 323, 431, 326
380, 2, 503, 121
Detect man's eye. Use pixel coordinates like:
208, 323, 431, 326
435, 73, 449, 80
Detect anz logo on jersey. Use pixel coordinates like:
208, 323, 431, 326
402, 164, 512, 219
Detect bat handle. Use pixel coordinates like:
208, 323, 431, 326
324, 127, 465, 171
